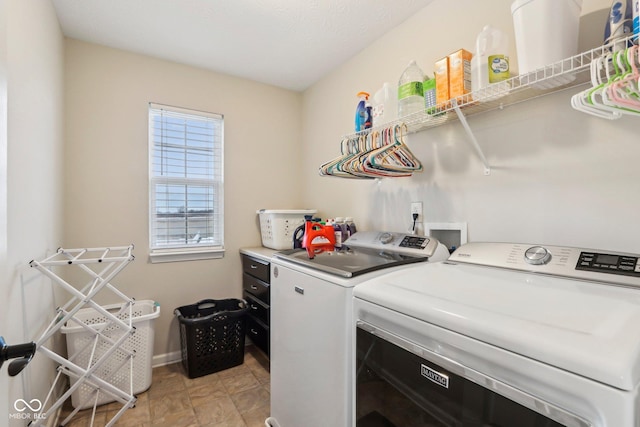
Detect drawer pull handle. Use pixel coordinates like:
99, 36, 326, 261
295, 286, 304, 295
251, 304, 258, 310
250, 264, 258, 269
250, 285, 258, 290
250, 328, 258, 335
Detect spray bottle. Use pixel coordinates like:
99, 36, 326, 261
355, 92, 372, 132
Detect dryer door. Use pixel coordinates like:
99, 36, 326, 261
355, 322, 592, 427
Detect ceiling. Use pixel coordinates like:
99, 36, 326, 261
51, 0, 434, 92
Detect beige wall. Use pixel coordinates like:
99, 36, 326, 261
63, 39, 304, 360
2, 0, 65, 423
301, 0, 640, 253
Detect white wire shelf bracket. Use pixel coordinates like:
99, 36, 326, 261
451, 99, 491, 176
343, 36, 636, 174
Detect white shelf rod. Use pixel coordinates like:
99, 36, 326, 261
451, 99, 491, 175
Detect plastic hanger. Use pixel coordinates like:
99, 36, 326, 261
605, 45, 640, 112
320, 136, 375, 179
366, 124, 422, 175
361, 127, 414, 177
319, 123, 423, 179
571, 54, 623, 119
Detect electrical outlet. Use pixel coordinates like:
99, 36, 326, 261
410, 202, 423, 219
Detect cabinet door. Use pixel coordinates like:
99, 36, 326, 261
270, 263, 351, 427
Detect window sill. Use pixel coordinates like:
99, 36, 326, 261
149, 247, 225, 263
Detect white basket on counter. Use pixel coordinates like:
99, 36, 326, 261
257, 209, 317, 250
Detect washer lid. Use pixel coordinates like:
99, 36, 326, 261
275, 246, 429, 278
354, 260, 640, 390
274, 231, 448, 278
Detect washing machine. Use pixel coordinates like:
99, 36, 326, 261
353, 242, 640, 426
266, 231, 450, 427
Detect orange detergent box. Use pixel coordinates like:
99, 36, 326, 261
448, 49, 473, 100
434, 57, 449, 106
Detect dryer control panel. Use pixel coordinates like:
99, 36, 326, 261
576, 252, 640, 277
399, 235, 430, 249
346, 231, 440, 255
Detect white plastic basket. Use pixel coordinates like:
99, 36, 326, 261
257, 209, 317, 250
61, 300, 160, 409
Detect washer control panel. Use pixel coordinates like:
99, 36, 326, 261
576, 251, 640, 277
449, 242, 640, 288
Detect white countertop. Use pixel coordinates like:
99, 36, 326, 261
240, 246, 281, 262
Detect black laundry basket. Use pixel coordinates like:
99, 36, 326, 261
174, 298, 248, 378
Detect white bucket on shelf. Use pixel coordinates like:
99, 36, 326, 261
511, 0, 583, 88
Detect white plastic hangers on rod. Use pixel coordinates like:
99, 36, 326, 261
572, 44, 640, 118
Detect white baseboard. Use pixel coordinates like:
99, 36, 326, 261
152, 351, 182, 368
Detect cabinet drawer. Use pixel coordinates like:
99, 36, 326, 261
243, 273, 270, 304
244, 291, 270, 325
242, 255, 270, 283
246, 316, 269, 357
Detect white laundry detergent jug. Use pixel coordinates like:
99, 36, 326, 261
372, 82, 397, 126
471, 25, 510, 101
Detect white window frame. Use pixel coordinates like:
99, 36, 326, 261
148, 102, 224, 263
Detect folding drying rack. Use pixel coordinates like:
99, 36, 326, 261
28, 245, 137, 427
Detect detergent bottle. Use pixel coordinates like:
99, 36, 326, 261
345, 217, 357, 237
302, 218, 336, 259
372, 82, 397, 126
355, 92, 372, 132
471, 25, 510, 100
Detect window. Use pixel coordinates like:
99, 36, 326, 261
148, 103, 224, 263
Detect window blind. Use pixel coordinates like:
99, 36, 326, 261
149, 103, 224, 253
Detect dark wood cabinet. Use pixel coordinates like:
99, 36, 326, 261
242, 253, 270, 357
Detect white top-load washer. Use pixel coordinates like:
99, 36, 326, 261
267, 231, 449, 427
353, 242, 640, 427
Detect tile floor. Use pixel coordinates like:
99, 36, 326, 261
60, 346, 270, 427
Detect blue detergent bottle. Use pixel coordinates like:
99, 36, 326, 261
355, 91, 372, 132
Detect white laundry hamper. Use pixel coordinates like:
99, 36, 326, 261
257, 209, 317, 250
61, 300, 160, 409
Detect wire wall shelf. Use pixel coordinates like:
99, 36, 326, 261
335, 36, 637, 176
348, 37, 636, 139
